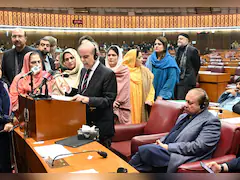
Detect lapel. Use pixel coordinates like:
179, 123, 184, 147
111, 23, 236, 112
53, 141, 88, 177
79, 68, 86, 93
80, 63, 101, 94
174, 110, 208, 142
86, 63, 101, 90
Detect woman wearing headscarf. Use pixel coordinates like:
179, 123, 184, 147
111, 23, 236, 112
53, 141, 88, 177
122, 49, 155, 124
52, 48, 83, 95
146, 36, 180, 101
105, 45, 131, 124
9, 51, 49, 112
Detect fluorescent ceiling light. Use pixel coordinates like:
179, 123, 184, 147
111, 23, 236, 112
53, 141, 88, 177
1, 25, 240, 33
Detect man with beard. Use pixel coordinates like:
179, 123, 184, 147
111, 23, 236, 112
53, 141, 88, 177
44, 36, 57, 60
175, 33, 200, 100
38, 38, 55, 71
1, 28, 35, 86
218, 77, 240, 112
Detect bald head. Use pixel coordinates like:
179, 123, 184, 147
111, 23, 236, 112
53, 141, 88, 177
12, 28, 26, 37
78, 41, 95, 55
11, 28, 27, 51
78, 41, 96, 69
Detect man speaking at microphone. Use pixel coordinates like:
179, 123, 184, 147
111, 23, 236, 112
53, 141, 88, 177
69, 41, 117, 148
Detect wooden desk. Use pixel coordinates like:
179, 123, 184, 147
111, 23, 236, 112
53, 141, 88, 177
209, 107, 240, 119
199, 71, 230, 102
224, 66, 237, 75
200, 66, 238, 75
14, 128, 138, 173
200, 66, 208, 71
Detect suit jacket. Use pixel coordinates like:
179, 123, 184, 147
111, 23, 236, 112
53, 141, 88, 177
1, 46, 35, 86
226, 157, 240, 172
43, 56, 55, 71
75, 63, 117, 139
99, 56, 105, 65
36, 50, 55, 71
160, 109, 221, 172
176, 45, 200, 86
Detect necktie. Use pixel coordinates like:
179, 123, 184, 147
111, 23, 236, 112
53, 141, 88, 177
81, 69, 91, 94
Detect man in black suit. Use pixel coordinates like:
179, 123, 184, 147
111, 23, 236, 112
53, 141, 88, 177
78, 35, 106, 65
175, 33, 201, 100
1, 28, 35, 86
71, 41, 117, 148
38, 38, 55, 71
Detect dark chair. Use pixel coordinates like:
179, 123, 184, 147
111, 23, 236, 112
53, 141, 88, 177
129, 121, 240, 173
110, 100, 184, 161
177, 122, 240, 173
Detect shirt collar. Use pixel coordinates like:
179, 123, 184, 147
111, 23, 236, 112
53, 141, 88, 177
90, 59, 100, 72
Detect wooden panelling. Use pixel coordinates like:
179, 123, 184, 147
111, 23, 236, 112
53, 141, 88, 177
1, 10, 240, 28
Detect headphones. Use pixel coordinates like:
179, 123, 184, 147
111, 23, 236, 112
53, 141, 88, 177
91, 42, 98, 60
199, 90, 209, 109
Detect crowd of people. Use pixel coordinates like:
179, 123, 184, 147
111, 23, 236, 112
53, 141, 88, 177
1, 27, 240, 173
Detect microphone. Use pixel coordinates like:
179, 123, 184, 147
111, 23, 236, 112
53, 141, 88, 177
50, 150, 107, 167
0, 124, 20, 134
20, 66, 41, 78
53, 73, 70, 79
37, 70, 56, 92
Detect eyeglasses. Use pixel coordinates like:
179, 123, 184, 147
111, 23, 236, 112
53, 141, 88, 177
11, 35, 25, 39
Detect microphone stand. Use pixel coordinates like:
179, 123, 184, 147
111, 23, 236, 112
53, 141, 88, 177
50, 150, 107, 167
29, 74, 34, 95
45, 81, 49, 98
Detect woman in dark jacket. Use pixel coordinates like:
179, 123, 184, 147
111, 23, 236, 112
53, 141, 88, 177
0, 79, 13, 172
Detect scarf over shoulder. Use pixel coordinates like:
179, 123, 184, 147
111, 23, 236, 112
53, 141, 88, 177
146, 50, 180, 99
123, 49, 154, 123
106, 45, 131, 124
9, 52, 48, 111
52, 48, 83, 95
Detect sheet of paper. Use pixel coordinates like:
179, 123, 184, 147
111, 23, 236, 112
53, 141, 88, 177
71, 169, 98, 173
209, 102, 220, 107
34, 144, 72, 160
221, 117, 240, 124
209, 110, 218, 117
51, 95, 73, 101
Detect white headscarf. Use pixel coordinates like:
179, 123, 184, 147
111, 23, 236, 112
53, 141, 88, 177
105, 45, 123, 72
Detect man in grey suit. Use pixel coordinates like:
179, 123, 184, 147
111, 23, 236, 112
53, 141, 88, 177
129, 88, 221, 173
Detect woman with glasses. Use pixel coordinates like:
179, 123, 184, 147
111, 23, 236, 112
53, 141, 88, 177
9, 51, 50, 112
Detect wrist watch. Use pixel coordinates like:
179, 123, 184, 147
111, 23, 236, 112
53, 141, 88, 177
220, 164, 224, 172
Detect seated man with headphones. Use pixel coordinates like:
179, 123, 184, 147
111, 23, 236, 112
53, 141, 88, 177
69, 41, 117, 148
129, 88, 221, 173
